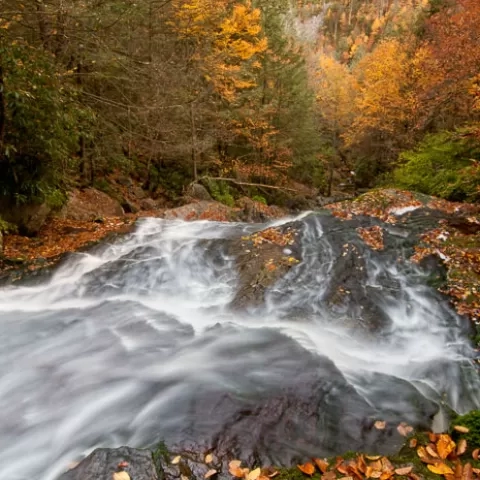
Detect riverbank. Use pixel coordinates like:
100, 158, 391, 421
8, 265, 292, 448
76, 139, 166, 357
61, 411, 480, 480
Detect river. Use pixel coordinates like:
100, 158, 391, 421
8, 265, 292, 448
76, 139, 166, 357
0, 215, 478, 480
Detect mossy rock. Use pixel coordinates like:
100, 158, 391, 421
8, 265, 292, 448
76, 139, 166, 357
451, 410, 480, 453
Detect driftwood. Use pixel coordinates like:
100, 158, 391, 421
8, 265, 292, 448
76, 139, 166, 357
199, 176, 298, 193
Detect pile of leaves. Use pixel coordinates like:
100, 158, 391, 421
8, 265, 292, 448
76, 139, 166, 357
1, 215, 144, 274
244, 227, 298, 248
357, 226, 384, 251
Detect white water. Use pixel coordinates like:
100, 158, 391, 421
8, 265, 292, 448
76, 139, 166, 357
0, 217, 478, 480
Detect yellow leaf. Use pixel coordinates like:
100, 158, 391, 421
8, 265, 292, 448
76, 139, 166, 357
247, 468, 261, 480
453, 425, 470, 434
437, 434, 456, 459
427, 463, 454, 475
205, 469, 217, 479
172, 456, 181, 465
297, 463, 315, 476
205, 454, 213, 464
113, 473, 130, 480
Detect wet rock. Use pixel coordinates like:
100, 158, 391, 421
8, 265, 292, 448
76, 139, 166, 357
59, 446, 157, 480
58, 188, 124, 221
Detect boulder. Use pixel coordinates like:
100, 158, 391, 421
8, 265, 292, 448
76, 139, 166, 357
59, 446, 157, 480
140, 198, 158, 210
58, 188, 124, 221
0, 201, 51, 236
186, 183, 212, 201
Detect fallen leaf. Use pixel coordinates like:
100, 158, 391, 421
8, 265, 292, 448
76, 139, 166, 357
229, 460, 244, 478
395, 466, 413, 475
369, 460, 383, 472
429, 432, 439, 443
181, 475, 189, 480
407, 474, 421, 480
472, 468, 480, 474
314, 458, 329, 473
397, 423, 414, 437
381, 457, 394, 471
322, 472, 336, 480
374, 421, 386, 430
205, 470, 217, 479
247, 468, 261, 480
172, 456, 181, 465
337, 463, 349, 475
370, 471, 382, 478
205, 454, 214, 464
437, 434, 456, 459
455, 462, 463, 480
357, 455, 367, 474
426, 445, 439, 458
338, 477, 354, 480
297, 463, 315, 476
379, 472, 394, 480
453, 426, 470, 434
113, 473, 130, 480
427, 463, 454, 475
409, 439, 418, 448
457, 439, 467, 456
366, 456, 381, 461
472, 449, 479, 461
462, 463, 473, 480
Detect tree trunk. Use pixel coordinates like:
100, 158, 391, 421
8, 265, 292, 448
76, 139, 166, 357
190, 103, 198, 182
0, 65, 5, 162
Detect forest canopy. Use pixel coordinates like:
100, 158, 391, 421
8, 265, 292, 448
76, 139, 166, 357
0, 0, 479, 208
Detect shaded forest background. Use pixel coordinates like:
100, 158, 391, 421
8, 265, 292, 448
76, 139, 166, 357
0, 0, 479, 219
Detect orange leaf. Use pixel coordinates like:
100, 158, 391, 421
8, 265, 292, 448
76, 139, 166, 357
395, 466, 413, 475
297, 463, 315, 476
427, 463, 454, 475
313, 459, 329, 473
229, 461, 244, 478
321, 472, 336, 480
437, 434, 456, 460
462, 463, 473, 480
409, 438, 418, 448
472, 449, 479, 461
456, 438, 467, 456
429, 432, 439, 443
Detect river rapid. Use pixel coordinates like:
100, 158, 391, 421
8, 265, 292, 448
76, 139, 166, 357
0, 215, 479, 480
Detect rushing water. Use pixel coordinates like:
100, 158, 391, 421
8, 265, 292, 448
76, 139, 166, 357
0, 216, 478, 480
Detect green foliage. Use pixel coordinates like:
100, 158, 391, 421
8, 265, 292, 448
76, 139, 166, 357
392, 131, 480, 201
206, 179, 235, 207
0, 216, 17, 234
0, 40, 92, 203
252, 195, 267, 205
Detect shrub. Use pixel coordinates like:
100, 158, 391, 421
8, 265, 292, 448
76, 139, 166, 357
393, 130, 480, 201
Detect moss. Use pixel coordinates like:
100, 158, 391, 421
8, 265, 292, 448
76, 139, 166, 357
451, 410, 480, 453
152, 441, 170, 479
